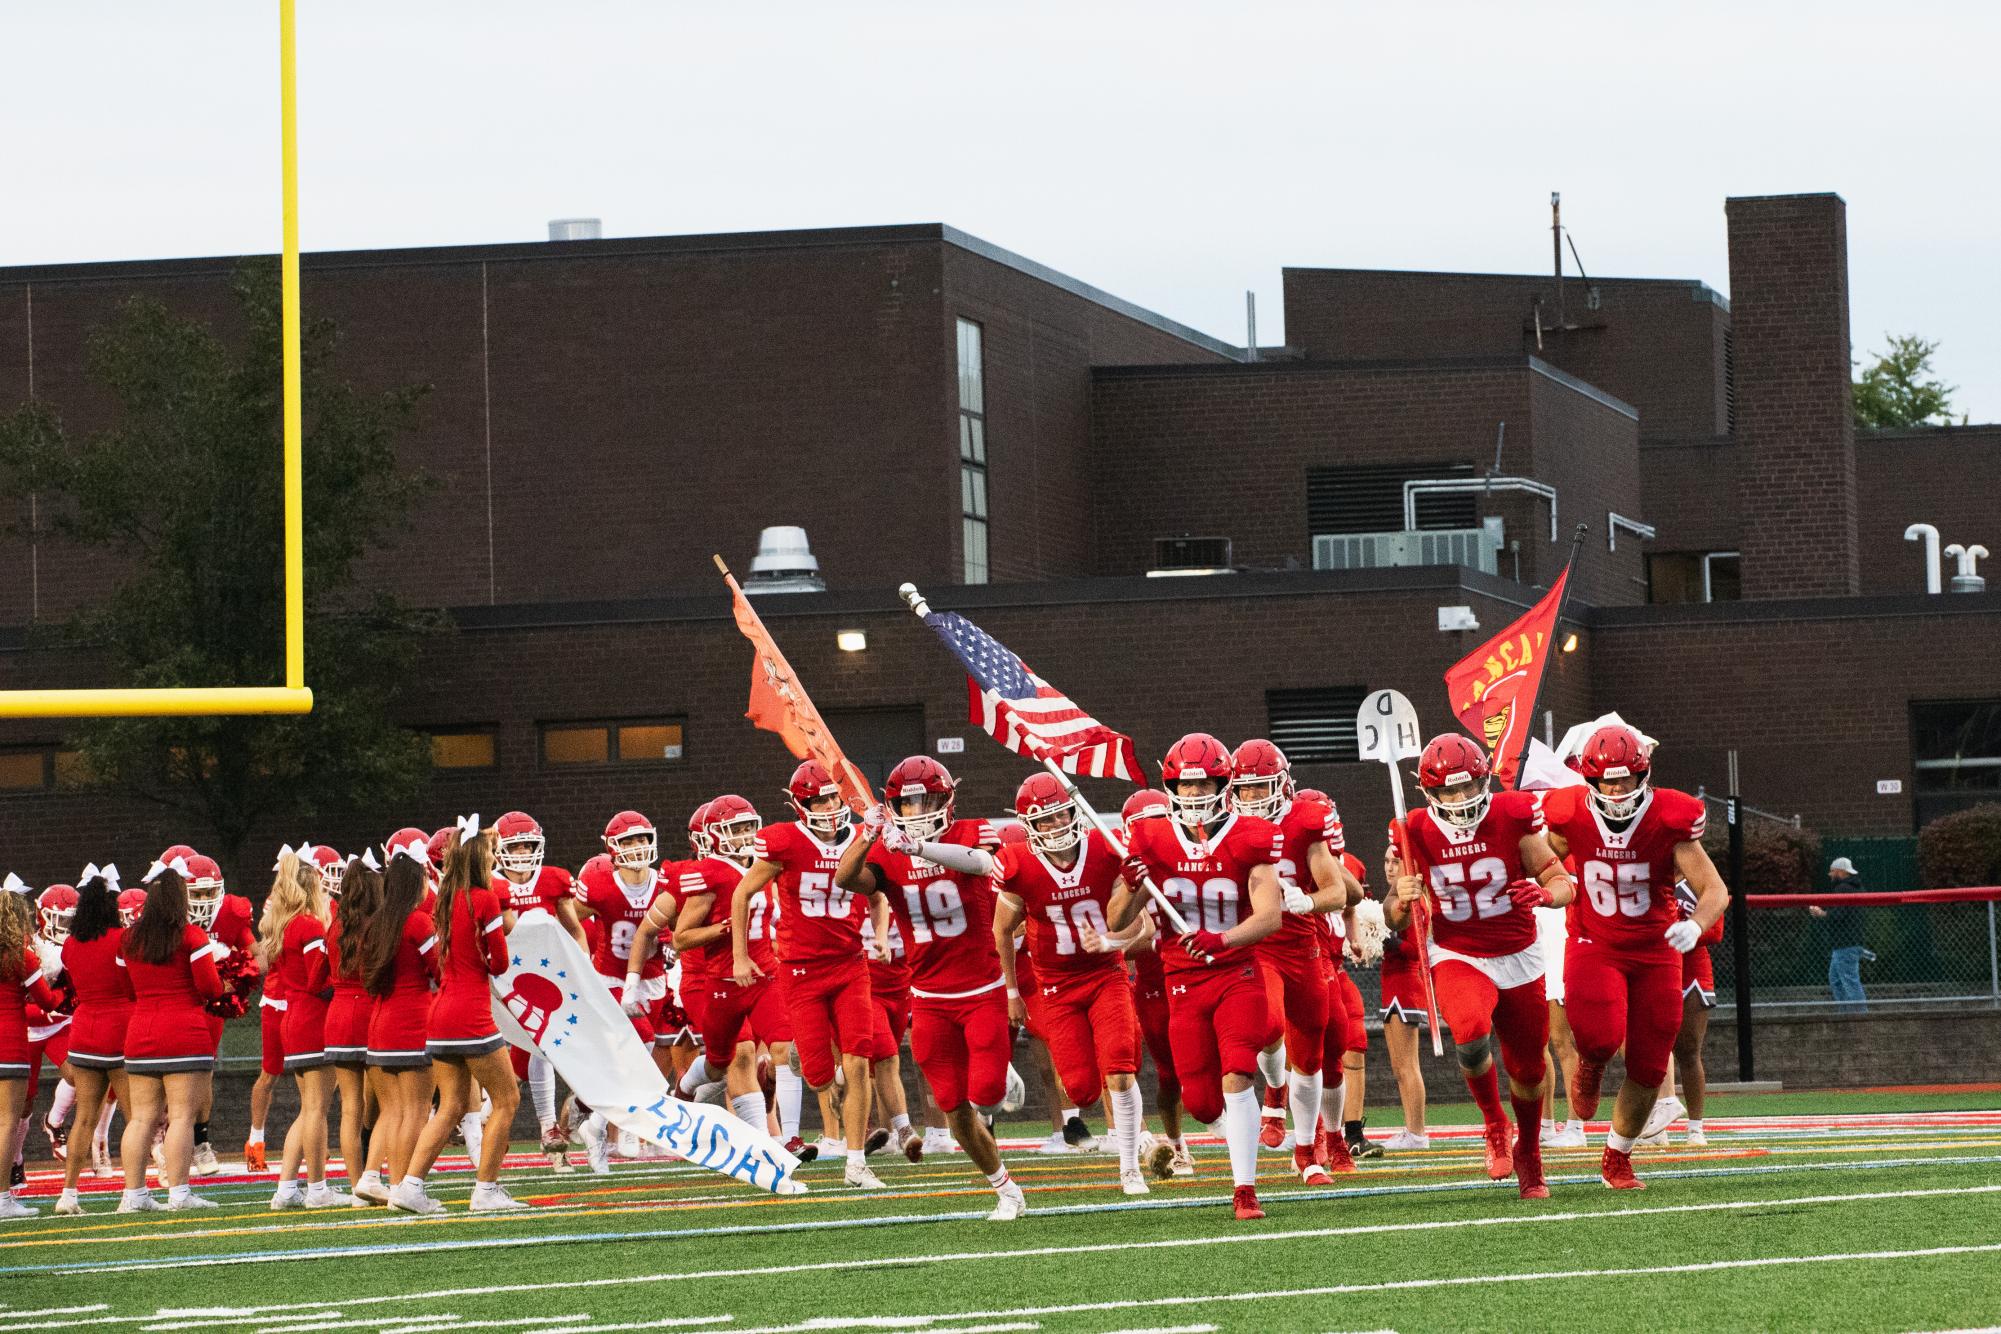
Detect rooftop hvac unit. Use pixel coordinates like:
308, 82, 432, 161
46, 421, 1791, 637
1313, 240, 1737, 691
1150, 536, 1234, 577
547, 218, 602, 241
1313, 519, 1504, 574
743, 525, 827, 594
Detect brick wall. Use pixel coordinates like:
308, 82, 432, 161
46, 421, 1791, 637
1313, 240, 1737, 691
1725, 194, 1860, 598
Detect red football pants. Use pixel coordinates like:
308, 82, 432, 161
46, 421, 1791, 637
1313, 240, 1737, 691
911, 989, 1011, 1113
1321, 968, 1367, 1075
1165, 963, 1276, 1125
260, 1004, 287, 1077
1564, 940, 1683, 1088
1028, 967, 1141, 1108
1136, 984, 1180, 1106
869, 986, 911, 1063
1258, 953, 1330, 1075
778, 958, 875, 1088
1432, 959, 1548, 1088
25, 1029, 69, 1104
700, 976, 793, 1066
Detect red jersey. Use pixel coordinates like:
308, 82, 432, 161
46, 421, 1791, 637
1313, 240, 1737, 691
1123, 812, 1282, 976
993, 828, 1126, 982
1263, 795, 1346, 962
1401, 788, 1547, 959
572, 856, 676, 980
868, 818, 1003, 998
678, 855, 774, 977
213, 893, 257, 957
496, 865, 574, 917
276, 914, 331, 998
753, 821, 866, 966
438, 886, 509, 990
1542, 785, 1706, 956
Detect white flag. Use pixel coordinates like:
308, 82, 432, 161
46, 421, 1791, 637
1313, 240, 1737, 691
490, 911, 805, 1195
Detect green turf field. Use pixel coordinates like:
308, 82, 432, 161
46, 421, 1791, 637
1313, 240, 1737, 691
7, 1092, 2000, 1333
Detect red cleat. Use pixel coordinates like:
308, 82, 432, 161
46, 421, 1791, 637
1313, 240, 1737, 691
1318, 1123, 1358, 1174
1294, 1144, 1332, 1185
1601, 1146, 1645, 1190
1232, 1185, 1265, 1220
786, 1136, 818, 1164
1515, 1140, 1549, 1199
1570, 1061, 1605, 1121
1262, 1083, 1287, 1112
1482, 1120, 1516, 1180
1259, 1115, 1287, 1150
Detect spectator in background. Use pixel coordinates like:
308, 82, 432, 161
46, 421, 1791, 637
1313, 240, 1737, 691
1810, 857, 1874, 1014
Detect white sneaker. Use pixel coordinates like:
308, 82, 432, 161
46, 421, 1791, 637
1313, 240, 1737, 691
387, 1181, 444, 1215
921, 1127, 957, 1155
0, 1194, 38, 1220
1544, 1120, 1588, 1149
579, 1116, 611, 1175
1136, 1130, 1158, 1162
1381, 1130, 1431, 1151
1641, 1095, 1685, 1140
1120, 1167, 1150, 1196
1167, 1141, 1196, 1177
1036, 1131, 1075, 1156
149, 1136, 166, 1172
270, 1187, 305, 1210
469, 1183, 529, 1213
54, 1190, 83, 1216
461, 1115, 485, 1168
352, 1172, 390, 1205
813, 1136, 848, 1159
117, 1191, 163, 1212
166, 1192, 218, 1210
1686, 1127, 1709, 1147
843, 1160, 885, 1189
92, 1140, 113, 1177
304, 1184, 354, 1208
189, 1143, 224, 1176
987, 1183, 1027, 1220
614, 1129, 643, 1159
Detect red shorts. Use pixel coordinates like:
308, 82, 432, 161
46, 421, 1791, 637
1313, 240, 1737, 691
1565, 940, 1682, 1088
910, 988, 1011, 1113
1257, 950, 1330, 1075
1027, 966, 1141, 1107
700, 975, 793, 1064
282, 994, 331, 1071
873, 984, 912, 1058
1134, 970, 1178, 1103
260, 1001, 287, 1076
324, 988, 371, 1066
1164, 962, 1275, 1125
1378, 951, 1430, 1027
1682, 945, 1716, 1007
652, 994, 693, 1048
680, 972, 712, 1041
24, 1028, 69, 1101
778, 957, 876, 1087
1014, 950, 1047, 1041
1432, 959, 1548, 1088
1322, 969, 1366, 1074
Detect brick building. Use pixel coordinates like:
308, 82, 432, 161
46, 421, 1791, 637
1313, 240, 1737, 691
0, 195, 1996, 881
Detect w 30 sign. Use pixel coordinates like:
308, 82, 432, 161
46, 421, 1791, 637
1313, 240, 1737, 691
1357, 689, 1423, 763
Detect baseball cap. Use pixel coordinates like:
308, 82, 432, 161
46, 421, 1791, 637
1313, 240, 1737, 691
1829, 857, 1857, 875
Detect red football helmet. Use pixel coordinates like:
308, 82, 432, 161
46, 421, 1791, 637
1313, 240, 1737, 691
884, 756, 956, 841
158, 843, 199, 866
183, 855, 226, 928
1121, 788, 1172, 831
117, 887, 148, 927
494, 811, 546, 878
306, 845, 346, 898
1229, 739, 1294, 822
385, 826, 431, 866
37, 885, 79, 944
1417, 734, 1493, 830
1296, 787, 1330, 804
426, 827, 456, 874
1161, 732, 1233, 828
786, 760, 851, 839
1577, 723, 1653, 821
1015, 773, 1081, 856
703, 795, 762, 861
687, 801, 716, 859
602, 810, 658, 870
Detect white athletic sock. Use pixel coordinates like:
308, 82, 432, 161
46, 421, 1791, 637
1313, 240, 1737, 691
461, 1111, 484, 1165
1222, 1087, 1261, 1187
1541, 1117, 1558, 1134
50, 1079, 76, 1128
775, 1067, 803, 1140
247, 1127, 266, 1146
529, 1054, 558, 1129
399, 1174, 424, 1191
846, 1148, 865, 1170
1287, 1069, 1324, 1146
730, 1092, 769, 1131
96, 1098, 118, 1139
1256, 1044, 1287, 1092
986, 1165, 1012, 1190
1060, 1106, 1081, 1125
121, 1188, 150, 1207
1687, 1119, 1705, 1133
168, 1184, 192, 1204
1321, 1071, 1342, 1136
890, 1112, 911, 1134
58, 1187, 78, 1206
272, 1179, 302, 1199
1110, 1083, 1144, 1172
678, 1054, 714, 1096
1607, 1130, 1637, 1153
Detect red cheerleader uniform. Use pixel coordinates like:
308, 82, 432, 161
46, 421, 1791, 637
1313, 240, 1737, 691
426, 886, 509, 1059
121, 926, 226, 1076
1, 947, 63, 1080
277, 913, 333, 1072
323, 917, 371, 1066
62, 928, 134, 1071
365, 909, 438, 1069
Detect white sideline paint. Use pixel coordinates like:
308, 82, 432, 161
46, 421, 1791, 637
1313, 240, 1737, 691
1097, 1326, 1220, 1333
529, 1322, 1041, 1334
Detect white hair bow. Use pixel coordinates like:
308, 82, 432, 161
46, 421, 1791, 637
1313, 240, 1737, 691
273, 843, 299, 870
142, 856, 191, 884
346, 848, 382, 873
82, 863, 123, 894
455, 813, 481, 846
386, 835, 428, 864
2, 872, 29, 896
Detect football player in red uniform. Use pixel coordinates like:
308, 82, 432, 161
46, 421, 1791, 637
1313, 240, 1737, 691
1541, 724, 1729, 1188
731, 761, 881, 1188
1113, 732, 1286, 1221
835, 756, 1025, 1218
1388, 734, 1575, 1200
491, 811, 581, 1167
1121, 789, 1193, 1177
1227, 742, 1359, 1184
183, 852, 253, 1177
1373, 830, 1431, 1149
994, 772, 1150, 1195
1669, 876, 1724, 1147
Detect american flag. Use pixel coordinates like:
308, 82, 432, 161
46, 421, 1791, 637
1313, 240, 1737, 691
922, 611, 1141, 781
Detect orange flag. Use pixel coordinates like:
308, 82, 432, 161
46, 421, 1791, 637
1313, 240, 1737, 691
1443, 566, 1569, 789
718, 560, 875, 813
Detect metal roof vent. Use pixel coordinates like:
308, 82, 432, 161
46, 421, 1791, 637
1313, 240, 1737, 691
744, 526, 827, 595
547, 218, 602, 241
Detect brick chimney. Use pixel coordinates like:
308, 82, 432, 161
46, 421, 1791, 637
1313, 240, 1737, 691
1724, 193, 1859, 597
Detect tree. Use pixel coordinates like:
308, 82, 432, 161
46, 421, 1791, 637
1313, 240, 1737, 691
1853, 334, 1958, 429
0, 261, 442, 876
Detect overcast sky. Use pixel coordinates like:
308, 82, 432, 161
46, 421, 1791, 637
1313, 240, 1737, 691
7, 2, 1997, 421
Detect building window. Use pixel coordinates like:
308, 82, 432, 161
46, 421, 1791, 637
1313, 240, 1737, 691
1912, 700, 2001, 827
1307, 462, 1477, 537
541, 719, 685, 768
0, 746, 86, 793
1647, 551, 1741, 604
1266, 687, 1370, 764
428, 729, 497, 770
957, 317, 988, 584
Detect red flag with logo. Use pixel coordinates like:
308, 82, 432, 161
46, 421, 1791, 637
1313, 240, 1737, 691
1443, 567, 1569, 789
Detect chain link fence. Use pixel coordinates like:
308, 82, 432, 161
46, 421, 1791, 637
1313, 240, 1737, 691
1713, 896, 2001, 1015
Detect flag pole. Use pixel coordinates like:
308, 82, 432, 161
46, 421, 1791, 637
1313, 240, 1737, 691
1507, 522, 1589, 786
896, 582, 1194, 936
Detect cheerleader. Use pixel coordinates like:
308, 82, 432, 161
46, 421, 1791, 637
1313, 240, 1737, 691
53, 868, 132, 1216
356, 829, 438, 1196
262, 850, 351, 1209
116, 864, 225, 1210
2, 888, 63, 1220
393, 818, 523, 1214
325, 853, 381, 1204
